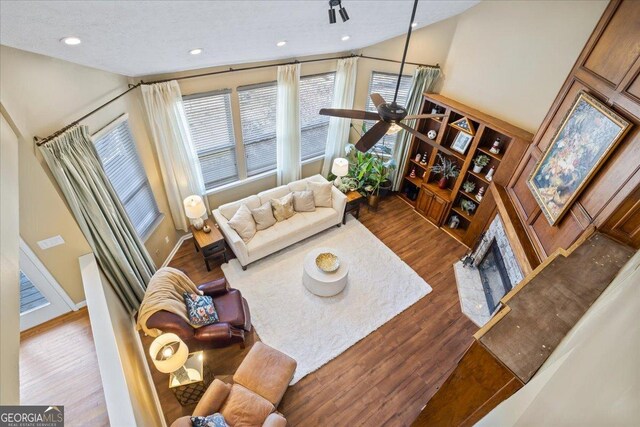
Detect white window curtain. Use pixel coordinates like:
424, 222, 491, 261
276, 63, 301, 185
392, 66, 442, 190
321, 57, 358, 177
141, 81, 208, 231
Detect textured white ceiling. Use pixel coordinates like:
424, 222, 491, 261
0, 0, 478, 77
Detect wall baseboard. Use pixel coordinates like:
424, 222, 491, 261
161, 233, 192, 268
74, 300, 87, 310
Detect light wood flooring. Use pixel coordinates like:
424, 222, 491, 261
150, 195, 477, 426
20, 308, 109, 426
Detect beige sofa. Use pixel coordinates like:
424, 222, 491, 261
212, 174, 347, 269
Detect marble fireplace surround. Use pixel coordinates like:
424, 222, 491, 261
454, 213, 524, 326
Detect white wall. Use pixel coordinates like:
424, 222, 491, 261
440, 0, 607, 133
478, 248, 640, 426
0, 110, 21, 404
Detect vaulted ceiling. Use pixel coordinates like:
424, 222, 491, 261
0, 1, 478, 77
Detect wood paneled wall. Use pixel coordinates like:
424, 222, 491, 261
507, 0, 640, 256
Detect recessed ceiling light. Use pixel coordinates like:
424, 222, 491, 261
276, 41, 287, 47
189, 48, 203, 55
341, 35, 350, 41
60, 36, 81, 46
411, 22, 418, 28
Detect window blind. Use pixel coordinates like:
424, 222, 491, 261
365, 72, 413, 154
300, 72, 335, 161
183, 90, 238, 189
238, 82, 278, 176
93, 120, 161, 239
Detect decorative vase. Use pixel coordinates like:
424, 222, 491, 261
438, 177, 448, 189
415, 153, 421, 162
368, 194, 380, 209
473, 164, 483, 174
485, 166, 496, 181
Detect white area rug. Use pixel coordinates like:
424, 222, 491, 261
221, 217, 431, 384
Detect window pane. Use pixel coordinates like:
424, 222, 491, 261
238, 83, 278, 176
365, 72, 413, 154
183, 91, 238, 189
20, 270, 49, 314
300, 73, 335, 161
93, 120, 162, 238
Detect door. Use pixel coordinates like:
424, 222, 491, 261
19, 239, 74, 331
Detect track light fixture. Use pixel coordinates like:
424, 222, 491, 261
329, 0, 349, 24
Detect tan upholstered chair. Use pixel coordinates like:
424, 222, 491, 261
171, 342, 296, 427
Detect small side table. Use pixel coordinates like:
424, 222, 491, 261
191, 218, 227, 271
169, 351, 213, 406
343, 191, 364, 224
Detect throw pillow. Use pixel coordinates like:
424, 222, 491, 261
307, 181, 332, 207
183, 292, 219, 326
292, 190, 316, 212
251, 201, 277, 231
191, 413, 228, 427
228, 204, 257, 242
270, 193, 295, 222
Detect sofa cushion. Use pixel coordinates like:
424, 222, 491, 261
183, 292, 219, 326
251, 201, 277, 231
287, 179, 308, 192
220, 385, 274, 427
227, 205, 257, 242
219, 195, 261, 221
270, 193, 295, 222
307, 181, 333, 207
292, 190, 315, 212
257, 186, 290, 206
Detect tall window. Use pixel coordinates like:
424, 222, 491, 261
238, 82, 278, 176
365, 71, 413, 154
183, 90, 238, 189
93, 117, 162, 239
300, 72, 335, 160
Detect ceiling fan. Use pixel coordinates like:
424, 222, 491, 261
319, 0, 452, 155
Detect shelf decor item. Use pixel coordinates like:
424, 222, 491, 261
449, 117, 476, 136
430, 153, 460, 189
409, 167, 416, 178
489, 137, 501, 154
527, 91, 631, 225
460, 199, 477, 215
451, 131, 473, 155
427, 130, 437, 140
472, 154, 490, 173
448, 215, 460, 229
420, 154, 428, 165
462, 181, 476, 193
415, 152, 422, 162
485, 165, 496, 181
475, 186, 485, 202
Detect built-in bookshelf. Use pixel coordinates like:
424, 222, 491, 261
399, 94, 533, 248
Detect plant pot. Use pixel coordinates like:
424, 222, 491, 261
379, 179, 393, 197
437, 177, 448, 189
368, 194, 380, 209
473, 165, 483, 173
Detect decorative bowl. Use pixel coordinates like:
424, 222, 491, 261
315, 252, 340, 273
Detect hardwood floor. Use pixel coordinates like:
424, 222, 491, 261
152, 195, 477, 426
20, 309, 109, 426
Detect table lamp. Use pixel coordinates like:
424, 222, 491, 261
183, 195, 206, 230
149, 333, 190, 383
331, 158, 349, 187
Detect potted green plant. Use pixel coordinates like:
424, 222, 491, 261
344, 144, 396, 208
429, 154, 460, 189
462, 181, 476, 193
473, 154, 490, 173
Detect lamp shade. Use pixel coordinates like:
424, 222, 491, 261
149, 333, 189, 374
331, 158, 349, 177
183, 195, 206, 219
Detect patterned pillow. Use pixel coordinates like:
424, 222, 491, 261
270, 193, 296, 222
183, 292, 219, 326
191, 413, 228, 427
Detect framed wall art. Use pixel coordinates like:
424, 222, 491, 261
527, 91, 631, 225
451, 131, 473, 155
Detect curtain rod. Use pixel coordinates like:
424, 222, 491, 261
36, 53, 439, 146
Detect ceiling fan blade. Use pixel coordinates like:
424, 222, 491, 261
396, 122, 456, 157
370, 93, 386, 109
319, 108, 380, 121
404, 114, 447, 120
355, 121, 392, 152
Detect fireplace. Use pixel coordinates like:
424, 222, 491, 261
454, 214, 524, 326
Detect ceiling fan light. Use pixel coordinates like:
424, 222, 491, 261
386, 123, 402, 135
328, 8, 336, 24
339, 6, 349, 22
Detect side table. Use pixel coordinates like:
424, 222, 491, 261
191, 218, 227, 271
343, 191, 364, 224
169, 351, 214, 406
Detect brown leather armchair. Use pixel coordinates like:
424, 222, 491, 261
146, 277, 251, 350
